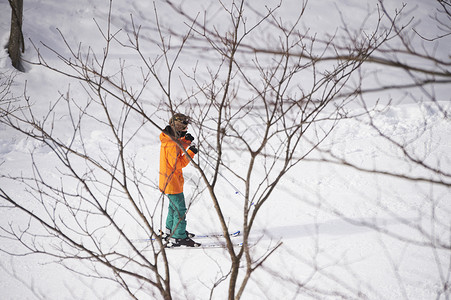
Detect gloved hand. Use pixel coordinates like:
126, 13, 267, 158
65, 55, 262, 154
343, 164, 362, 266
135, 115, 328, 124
184, 133, 195, 142
189, 145, 198, 154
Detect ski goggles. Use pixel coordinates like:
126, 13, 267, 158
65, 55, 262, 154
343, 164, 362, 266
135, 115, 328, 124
174, 116, 190, 125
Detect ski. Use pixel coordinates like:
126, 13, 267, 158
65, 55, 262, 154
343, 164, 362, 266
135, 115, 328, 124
195, 230, 241, 239
165, 241, 245, 250
132, 230, 241, 243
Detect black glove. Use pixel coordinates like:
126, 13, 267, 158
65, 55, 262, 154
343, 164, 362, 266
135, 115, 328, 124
185, 133, 195, 142
188, 145, 198, 154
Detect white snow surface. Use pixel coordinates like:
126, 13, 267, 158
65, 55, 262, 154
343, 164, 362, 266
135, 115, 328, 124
1, 0, 450, 299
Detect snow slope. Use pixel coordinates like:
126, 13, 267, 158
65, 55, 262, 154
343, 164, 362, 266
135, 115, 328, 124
1, 0, 450, 299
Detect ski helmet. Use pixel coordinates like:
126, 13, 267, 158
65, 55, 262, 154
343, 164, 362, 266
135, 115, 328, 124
169, 113, 190, 132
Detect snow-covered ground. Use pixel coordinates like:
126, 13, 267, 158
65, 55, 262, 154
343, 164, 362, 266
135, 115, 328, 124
1, 0, 450, 299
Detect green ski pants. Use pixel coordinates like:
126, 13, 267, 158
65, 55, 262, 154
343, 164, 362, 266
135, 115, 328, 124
165, 193, 187, 239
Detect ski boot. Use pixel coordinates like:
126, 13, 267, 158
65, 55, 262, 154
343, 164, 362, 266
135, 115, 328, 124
161, 228, 195, 241
166, 237, 201, 248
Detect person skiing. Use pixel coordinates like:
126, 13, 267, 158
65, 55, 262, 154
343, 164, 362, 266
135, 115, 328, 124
159, 113, 201, 247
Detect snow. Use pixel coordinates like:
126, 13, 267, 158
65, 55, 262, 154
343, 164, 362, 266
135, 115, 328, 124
1, 0, 450, 299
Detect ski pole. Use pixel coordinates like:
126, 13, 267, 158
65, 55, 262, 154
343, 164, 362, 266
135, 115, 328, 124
198, 154, 244, 197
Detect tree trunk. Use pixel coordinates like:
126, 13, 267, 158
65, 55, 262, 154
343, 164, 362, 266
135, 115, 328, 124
8, 0, 25, 72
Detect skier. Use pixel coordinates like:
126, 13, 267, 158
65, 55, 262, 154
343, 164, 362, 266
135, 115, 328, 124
159, 113, 201, 247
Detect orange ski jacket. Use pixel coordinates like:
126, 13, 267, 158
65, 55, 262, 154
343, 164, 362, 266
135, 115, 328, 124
159, 129, 195, 194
